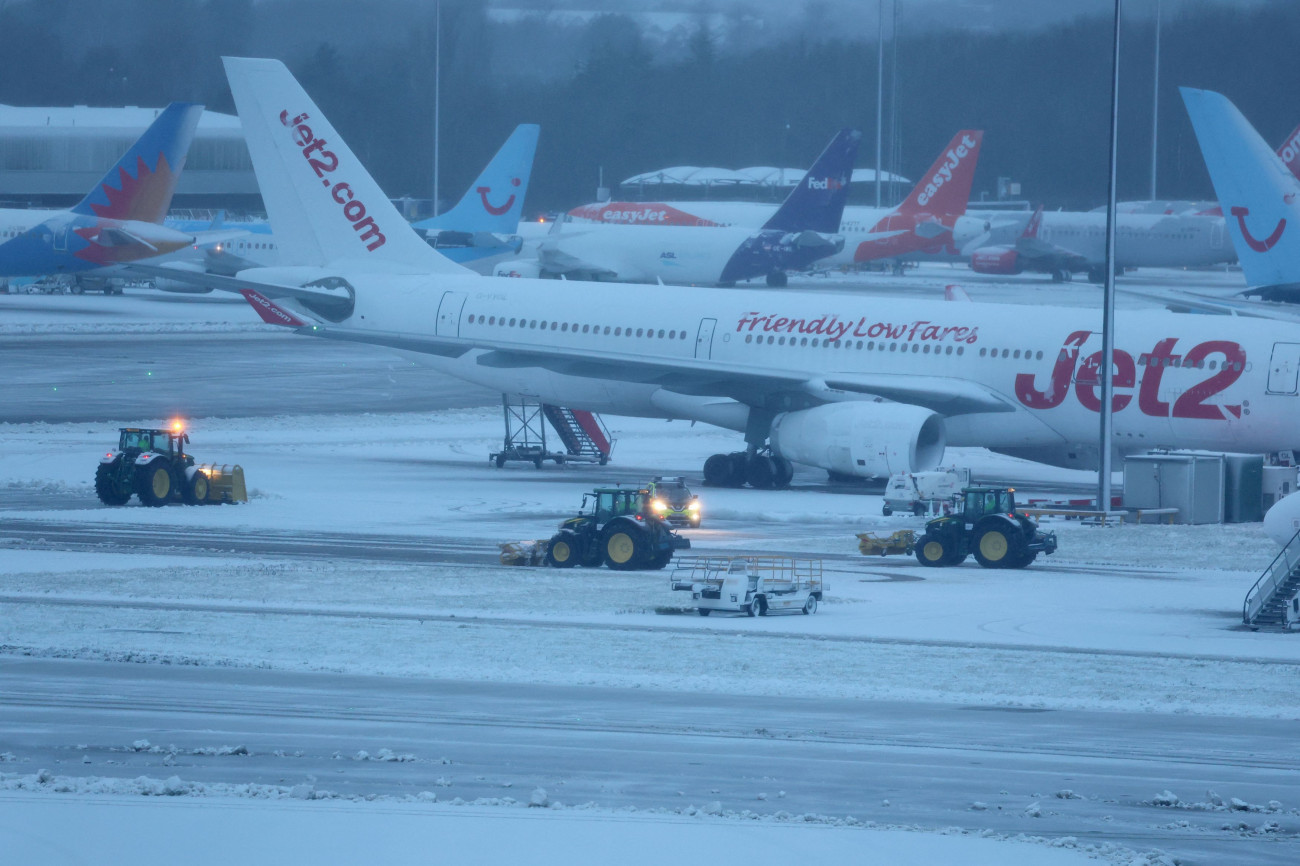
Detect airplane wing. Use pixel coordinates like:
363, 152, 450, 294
122, 262, 353, 311
1117, 285, 1300, 323
535, 241, 622, 280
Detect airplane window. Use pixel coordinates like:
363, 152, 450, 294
945, 346, 953, 355
856, 341, 863, 350
681, 332, 688, 340
768, 336, 775, 344
550, 322, 558, 330
957, 347, 964, 355
801, 338, 809, 347
530, 320, 537, 328
614, 327, 622, 336
668, 330, 676, 339
745, 335, 753, 344
657, 330, 665, 338
1013, 350, 1021, 359
636, 328, 644, 337
561, 323, 569, 331
980, 348, 987, 357
912, 344, 920, 353
580, 324, 588, 333
778, 337, 786, 346
923, 345, 931, 354
811, 339, 819, 347
1036, 351, 1043, 360
1001, 349, 1010, 358
1208, 361, 1217, 370
572, 323, 579, 331
890, 343, 898, 351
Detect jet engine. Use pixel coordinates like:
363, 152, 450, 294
768, 401, 946, 478
969, 248, 1022, 275
150, 261, 214, 294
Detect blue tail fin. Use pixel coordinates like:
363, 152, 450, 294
762, 129, 861, 234
415, 124, 540, 234
70, 102, 204, 224
1182, 87, 1300, 292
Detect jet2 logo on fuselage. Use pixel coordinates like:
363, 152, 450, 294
478, 177, 521, 216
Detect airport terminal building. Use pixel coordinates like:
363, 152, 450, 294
0, 104, 260, 212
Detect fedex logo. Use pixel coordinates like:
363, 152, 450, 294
807, 176, 845, 191
280, 110, 386, 252
917, 134, 978, 208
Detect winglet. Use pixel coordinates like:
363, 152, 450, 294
240, 288, 307, 327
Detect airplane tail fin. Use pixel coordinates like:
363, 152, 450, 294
895, 130, 983, 218
415, 124, 539, 234
762, 128, 861, 234
1181, 87, 1300, 290
1277, 122, 1300, 180
70, 102, 203, 224
1023, 205, 1044, 238
222, 57, 466, 274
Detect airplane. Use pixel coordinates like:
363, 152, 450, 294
506, 128, 862, 287
0, 103, 204, 292
412, 123, 539, 274
566, 129, 985, 275
1182, 88, 1300, 304
131, 58, 1300, 494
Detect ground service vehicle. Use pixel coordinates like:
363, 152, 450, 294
881, 469, 969, 516
546, 486, 691, 570
914, 487, 1057, 568
646, 476, 702, 527
95, 423, 233, 506
671, 556, 823, 616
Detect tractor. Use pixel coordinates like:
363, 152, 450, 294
546, 486, 691, 570
95, 423, 210, 507
914, 486, 1057, 569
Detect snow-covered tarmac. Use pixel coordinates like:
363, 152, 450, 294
2, 273, 1298, 864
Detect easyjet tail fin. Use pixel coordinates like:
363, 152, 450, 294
71, 102, 203, 224
895, 130, 983, 217
1182, 87, 1300, 294
415, 124, 539, 234
222, 57, 467, 274
762, 128, 861, 234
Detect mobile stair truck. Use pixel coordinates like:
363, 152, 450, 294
670, 556, 823, 617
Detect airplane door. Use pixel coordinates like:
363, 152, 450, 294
1267, 342, 1300, 395
435, 291, 467, 337
52, 225, 69, 251
1211, 220, 1225, 249
695, 318, 717, 360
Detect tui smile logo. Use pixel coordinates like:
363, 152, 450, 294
477, 177, 520, 216
1230, 206, 1286, 253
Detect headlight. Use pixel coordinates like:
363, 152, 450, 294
651, 499, 667, 512
688, 500, 701, 511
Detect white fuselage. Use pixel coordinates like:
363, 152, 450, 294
292, 273, 1299, 468
539, 221, 758, 284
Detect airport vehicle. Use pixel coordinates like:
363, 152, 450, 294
545, 486, 691, 570
881, 468, 969, 516
0, 103, 202, 289
857, 529, 917, 556
646, 476, 701, 527
567, 129, 984, 272
670, 556, 823, 616
1182, 88, 1300, 303
914, 487, 1057, 568
503, 129, 861, 287
135, 59, 1300, 493
96, 423, 208, 507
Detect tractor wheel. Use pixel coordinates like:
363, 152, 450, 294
94, 459, 131, 506
882, 504, 893, 516
1010, 550, 1037, 569
915, 534, 952, 567
746, 454, 777, 490
698, 608, 711, 617
747, 596, 765, 617
772, 457, 794, 489
546, 531, 581, 568
646, 548, 674, 570
703, 453, 736, 487
601, 524, 646, 570
973, 524, 1025, 569
183, 470, 209, 505
494, 453, 506, 468
135, 460, 173, 507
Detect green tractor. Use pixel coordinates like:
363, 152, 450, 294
914, 486, 1057, 569
546, 486, 691, 570
95, 424, 209, 507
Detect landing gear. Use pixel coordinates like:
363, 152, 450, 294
765, 270, 788, 288
1050, 268, 1072, 283
702, 450, 793, 490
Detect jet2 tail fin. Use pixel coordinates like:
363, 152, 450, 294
70, 102, 203, 224
895, 130, 983, 218
762, 128, 861, 234
1181, 87, 1300, 291
416, 124, 539, 234
222, 56, 467, 274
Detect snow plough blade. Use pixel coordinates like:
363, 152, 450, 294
198, 464, 247, 503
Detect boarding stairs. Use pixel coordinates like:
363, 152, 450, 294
490, 396, 613, 468
1243, 528, 1300, 631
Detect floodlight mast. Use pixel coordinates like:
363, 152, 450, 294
1099, 0, 1123, 514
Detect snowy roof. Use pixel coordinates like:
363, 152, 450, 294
0, 104, 242, 134
622, 165, 910, 188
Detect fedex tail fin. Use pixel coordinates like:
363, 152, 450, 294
896, 130, 983, 217
1182, 87, 1300, 292
222, 57, 465, 274
70, 102, 203, 224
415, 124, 539, 234
762, 128, 860, 234
1277, 122, 1300, 181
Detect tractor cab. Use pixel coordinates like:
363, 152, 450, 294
117, 427, 188, 460
959, 487, 1017, 525
580, 487, 652, 523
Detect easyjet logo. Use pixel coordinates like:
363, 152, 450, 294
478, 178, 520, 216
1229, 205, 1286, 253
917, 134, 979, 208
280, 110, 386, 252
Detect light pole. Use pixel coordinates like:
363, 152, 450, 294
1150, 0, 1161, 201
432, 0, 442, 217
1099, 0, 1123, 515
875, 0, 884, 208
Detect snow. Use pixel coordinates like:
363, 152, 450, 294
0, 274, 1293, 864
